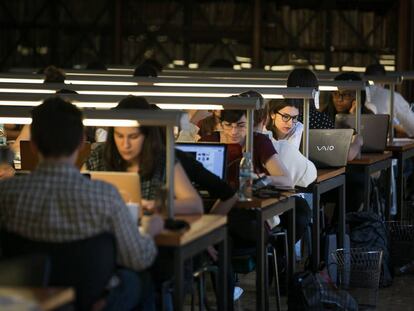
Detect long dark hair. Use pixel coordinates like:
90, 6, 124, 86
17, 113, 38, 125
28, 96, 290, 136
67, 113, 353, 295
266, 99, 301, 139
286, 68, 319, 111
103, 96, 164, 179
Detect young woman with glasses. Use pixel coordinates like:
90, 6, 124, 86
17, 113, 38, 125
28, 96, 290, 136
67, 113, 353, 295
267, 99, 303, 149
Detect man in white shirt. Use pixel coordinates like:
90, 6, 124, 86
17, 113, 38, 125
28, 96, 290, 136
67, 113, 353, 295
365, 64, 414, 137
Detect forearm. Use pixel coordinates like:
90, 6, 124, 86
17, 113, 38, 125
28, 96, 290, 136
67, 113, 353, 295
209, 194, 238, 215
174, 196, 204, 215
266, 174, 294, 188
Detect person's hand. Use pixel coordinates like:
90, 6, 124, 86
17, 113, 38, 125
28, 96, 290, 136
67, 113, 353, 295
141, 199, 157, 213
349, 100, 357, 114
141, 214, 164, 237
352, 133, 364, 147
188, 110, 212, 125
0, 164, 15, 179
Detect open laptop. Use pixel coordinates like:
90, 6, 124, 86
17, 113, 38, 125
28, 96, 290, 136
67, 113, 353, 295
176, 143, 227, 179
20, 140, 91, 171
335, 114, 389, 153
309, 129, 354, 168
87, 171, 141, 204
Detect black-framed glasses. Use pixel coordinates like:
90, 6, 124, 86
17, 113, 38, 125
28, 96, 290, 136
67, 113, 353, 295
276, 112, 299, 123
332, 91, 354, 101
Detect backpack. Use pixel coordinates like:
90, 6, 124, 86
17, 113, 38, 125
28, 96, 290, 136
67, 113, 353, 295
288, 270, 358, 311
346, 211, 393, 287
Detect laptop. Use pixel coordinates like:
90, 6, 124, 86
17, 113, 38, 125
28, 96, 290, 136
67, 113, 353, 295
309, 129, 354, 168
87, 171, 141, 204
335, 114, 389, 153
176, 143, 227, 179
20, 140, 91, 171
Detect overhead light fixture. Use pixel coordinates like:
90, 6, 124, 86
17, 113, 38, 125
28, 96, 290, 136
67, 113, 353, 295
0, 88, 55, 94
0, 117, 32, 124
83, 119, 139, 127
341, 66, 366, 72
0, 78, 43, 83
319, 86, 338, 91
66, 80, 138, 86
156, 104, 224, 110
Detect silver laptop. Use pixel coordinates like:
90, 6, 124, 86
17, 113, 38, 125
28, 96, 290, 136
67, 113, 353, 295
335, 114, 389, 153
309, 129, 354, 168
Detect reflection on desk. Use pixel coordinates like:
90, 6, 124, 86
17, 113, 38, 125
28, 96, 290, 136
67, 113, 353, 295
155, 214, 227, 246
235, 193, 295, 209
347, 152, 392, 165
0, 287, 75, 311
316, 167, 346, 183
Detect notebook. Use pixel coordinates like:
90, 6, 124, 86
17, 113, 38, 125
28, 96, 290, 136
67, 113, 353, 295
309, 129, 354, 168
87, 171, 141, 205
335, 114, 389, 153
176, 143, 227, 179
20, 140, 91, 171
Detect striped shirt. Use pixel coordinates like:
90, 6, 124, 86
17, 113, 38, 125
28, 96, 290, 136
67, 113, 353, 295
0, 161, 157, 271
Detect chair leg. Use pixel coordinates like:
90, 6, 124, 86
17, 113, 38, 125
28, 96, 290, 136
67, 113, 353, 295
272, 247, 282, 311
198, 273, 205, 311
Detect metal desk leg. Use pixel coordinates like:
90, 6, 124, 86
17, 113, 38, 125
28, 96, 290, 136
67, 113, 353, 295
385, 163, 392, 221
312, 185, 320, 272
217, 229, 228, 311
287, 200, 296, 288
363, 167, 371, 211
256, 210, 265, 311
173, 249, 184, 311
338, 176, 346, 249
397, 154, 404, 221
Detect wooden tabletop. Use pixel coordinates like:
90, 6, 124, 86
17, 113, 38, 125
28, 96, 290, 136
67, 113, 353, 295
235, 192, 294, 209
316, 167, 346, 183
155, 214, 227, 247
347, 152, 392, 165
0, 287, 75, 311
386, 139, 414, 152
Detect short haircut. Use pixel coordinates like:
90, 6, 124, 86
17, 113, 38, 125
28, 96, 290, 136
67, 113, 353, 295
236, 90, 266, 126
287, 68, 319, 88
142, 59, 163, 72
133, 64, 158, 77
365, 64, 386, 76
31, 96, 83, 157
43, 65, 66, 83
220, 110, 246, 124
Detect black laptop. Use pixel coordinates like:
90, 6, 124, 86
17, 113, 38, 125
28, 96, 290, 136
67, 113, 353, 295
309, 129, 354, 168
335, 114, 389, 153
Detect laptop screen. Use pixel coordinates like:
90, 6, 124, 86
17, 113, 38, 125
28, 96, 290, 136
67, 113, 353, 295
176, 143, 227, 179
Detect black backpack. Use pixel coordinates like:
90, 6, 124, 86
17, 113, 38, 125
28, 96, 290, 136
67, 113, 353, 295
346, 211, 393, 287
288, 270, 358, 311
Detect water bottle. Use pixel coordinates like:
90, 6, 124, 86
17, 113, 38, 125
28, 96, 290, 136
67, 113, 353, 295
239, 152, 253, 201
0, 124, 6, 146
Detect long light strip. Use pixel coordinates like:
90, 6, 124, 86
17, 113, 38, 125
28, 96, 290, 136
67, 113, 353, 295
0, 88, 55, 94
153, 82, 285, 88
156, 104, 224, 110
66, 80, 138, 86
0, 117, 32, 124
83, 119, 139, 127
0, 78, 43, 83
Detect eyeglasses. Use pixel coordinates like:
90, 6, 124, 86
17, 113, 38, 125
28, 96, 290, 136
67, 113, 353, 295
276, 112, 299, 123
332, 91, 354, 101
221, 121, 247, 130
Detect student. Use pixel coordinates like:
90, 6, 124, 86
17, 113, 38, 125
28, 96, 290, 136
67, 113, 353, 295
200, 109, 294, 189
324, 72, 374, 121
0, 146, 15, 179
286, 68, 363, 161
85, 96, 203, 215
365, 64, 414, 137
0, 97, 163, 310
267, 99, 303, 149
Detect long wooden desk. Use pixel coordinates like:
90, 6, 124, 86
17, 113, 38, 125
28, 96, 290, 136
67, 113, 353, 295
347, 152, 392, 219
0, 287, 75, 310
155, 214, 227, 311
299, 167, 346, 272
234, 194, 295, 311
386, 139, 414, 220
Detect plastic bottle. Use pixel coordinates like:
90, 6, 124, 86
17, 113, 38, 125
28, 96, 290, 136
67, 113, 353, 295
0, 124, 6, 146
239, 152, 253, 201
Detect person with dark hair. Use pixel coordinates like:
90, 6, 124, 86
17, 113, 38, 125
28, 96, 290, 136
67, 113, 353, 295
43, 65, 66, 83
323, 72, 374, 121
0, 97, 163, 310
0, 146, 15, 179
267, 99, 303, 149
364, 64, 414, 137
85, 96, 203, 215
142, 59, 163, 72
286, 68, 335, 129
133, 63, 158, 77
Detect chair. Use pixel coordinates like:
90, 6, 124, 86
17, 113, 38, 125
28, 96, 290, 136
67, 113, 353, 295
0, 254, 50, 286
0, 231, 116, 311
